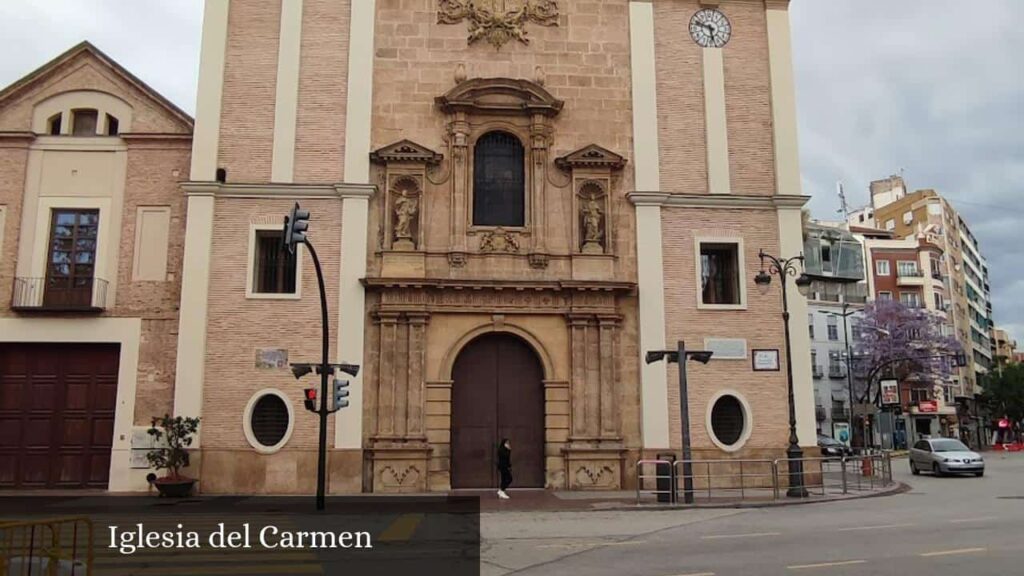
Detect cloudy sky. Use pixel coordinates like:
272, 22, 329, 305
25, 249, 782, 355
1, 0, 1020, 343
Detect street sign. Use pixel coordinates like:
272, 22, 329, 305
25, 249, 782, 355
880, 379, 899, 405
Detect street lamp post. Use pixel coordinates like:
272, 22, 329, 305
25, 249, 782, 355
754, 249, 812, 498
645, 341, 713, 504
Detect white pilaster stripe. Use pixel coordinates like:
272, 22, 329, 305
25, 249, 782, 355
335, 0, 378, 450
629, 2, 670, 450
343, 0, 376, 182
189, 0, 230, 181
702, 47, 731, 195
173, 193, 215, 435
271, 0, 304, 183
777, 207, 816, 447
766, 5, 802, 196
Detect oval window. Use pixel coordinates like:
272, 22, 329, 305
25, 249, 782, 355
710, 394, 745, 447
250, 394, 290, 448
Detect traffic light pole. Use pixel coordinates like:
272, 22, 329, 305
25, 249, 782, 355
305, 239, 331, 512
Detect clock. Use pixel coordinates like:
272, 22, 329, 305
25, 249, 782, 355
689, 8, 732, 48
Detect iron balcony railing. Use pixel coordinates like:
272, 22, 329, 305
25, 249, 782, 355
897, 269, 924, 278
815, 406, 827, 421
11, 277, 108, 311
812, 365, 824, 378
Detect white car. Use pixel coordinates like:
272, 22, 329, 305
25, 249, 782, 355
909, 438, 985, 477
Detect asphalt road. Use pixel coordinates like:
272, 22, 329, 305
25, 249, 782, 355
481, 453, 1024, 576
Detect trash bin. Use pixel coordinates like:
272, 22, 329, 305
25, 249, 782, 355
656, 452, 677, 503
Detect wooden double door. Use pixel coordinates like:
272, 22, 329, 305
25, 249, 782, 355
451, 333, 545, 489
0, 343, 119, 488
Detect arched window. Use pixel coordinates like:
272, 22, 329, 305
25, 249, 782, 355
473, 131, 525, 227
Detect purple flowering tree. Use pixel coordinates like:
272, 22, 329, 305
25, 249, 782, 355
851, 298, 962, 404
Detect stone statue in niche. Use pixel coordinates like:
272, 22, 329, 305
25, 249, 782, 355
578, 182, 605, 254
392, 189, 419, 251
479, 227, 520, 253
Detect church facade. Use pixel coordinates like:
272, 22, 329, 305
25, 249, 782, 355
0, 0, 816, 494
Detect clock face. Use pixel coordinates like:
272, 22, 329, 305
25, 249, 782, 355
689, 8, 732, 48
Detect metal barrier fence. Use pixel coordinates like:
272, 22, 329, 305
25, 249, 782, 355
0, 517, 93, 575
636, 452, 893, 505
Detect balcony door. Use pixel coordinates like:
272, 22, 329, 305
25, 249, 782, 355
44, 209, 99, 309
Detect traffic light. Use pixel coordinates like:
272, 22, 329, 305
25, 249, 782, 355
303, 388, 318, 413
283, 203, 310, 254
333, 379, 350, 410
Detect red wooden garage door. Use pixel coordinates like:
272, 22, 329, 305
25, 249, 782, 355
0, 343, 119, 488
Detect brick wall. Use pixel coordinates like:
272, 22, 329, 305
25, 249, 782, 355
119, 142, 191, 422
0, 144, 29, 317
293, 0, 351, 183
661, 206, 790, 451
218, 0, 282, 183
654, 0, 777, 196
202, 197, 342, 450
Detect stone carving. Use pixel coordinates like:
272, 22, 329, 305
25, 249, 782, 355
528, 252, 549, 269
574, 464, 617, 488
437, 0, 560, 50
379, 464, 421, 489
479, 227, 520, 253
448, 251, 467, 267
578, 182, 606, 254
393, 191, 419, 250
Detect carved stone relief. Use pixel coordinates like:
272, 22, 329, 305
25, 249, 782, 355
437, 0, 560, 50
479, 227, 521, 253
391, 177, 421, 251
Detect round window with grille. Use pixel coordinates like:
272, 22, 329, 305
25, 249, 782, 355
244, 390, 293, 453
710, 394, 746, 447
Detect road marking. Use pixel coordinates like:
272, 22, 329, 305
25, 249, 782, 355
836, 523, 914, 532
668, 572, 716, 576
788, 560, 866, 570
378, 513, 424, 542
949, 516, 997, 523
701, 532, 781, 540
920, 547, 987, 557
536, 540, 646, 549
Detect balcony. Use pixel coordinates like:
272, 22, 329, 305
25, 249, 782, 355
831, 407, 850, 421
829, 367, 846, 379
897, 269, 925, 287
816, 406, 827, 421
812, 365, 824, 379
11, 277, 108, 312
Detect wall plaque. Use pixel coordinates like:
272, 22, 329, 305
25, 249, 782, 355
752, 349, 780, 371
703, 338, 747, 360
255, 348, 289, 369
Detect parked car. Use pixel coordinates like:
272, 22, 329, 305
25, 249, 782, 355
817, 434, 853, 458
909, 438, 985, 477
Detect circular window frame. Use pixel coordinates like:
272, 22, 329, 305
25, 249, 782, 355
705, 390, 752, 453
242, 389, 295, 454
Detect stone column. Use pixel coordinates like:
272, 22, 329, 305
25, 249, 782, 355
406, 312, 429, 438
449, 112, 470, 260
530, 112, 548, 256
598, 315, 621, 438
569, 314, 591, 438
375, 312, 400, 437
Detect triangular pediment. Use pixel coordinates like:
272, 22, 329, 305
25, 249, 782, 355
555, 144, 626, 170
370, 139, 444, 165
436, 78, 564, 117
0, 41, 193, 133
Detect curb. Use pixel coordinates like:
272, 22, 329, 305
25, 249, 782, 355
595, 481, 910, 512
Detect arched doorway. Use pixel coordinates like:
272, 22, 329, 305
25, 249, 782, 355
451, 333, 545, 489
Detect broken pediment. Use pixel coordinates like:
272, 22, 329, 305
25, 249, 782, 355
370, 139, 444, 165
555, 144, 626, 171
436, 77, 564, 117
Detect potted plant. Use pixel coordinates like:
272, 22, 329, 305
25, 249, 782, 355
146, 414, 200, 497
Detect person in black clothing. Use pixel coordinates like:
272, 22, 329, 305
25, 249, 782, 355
497, 438, 512, 499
